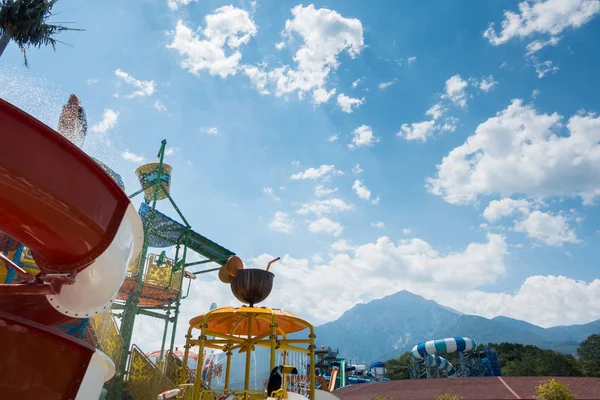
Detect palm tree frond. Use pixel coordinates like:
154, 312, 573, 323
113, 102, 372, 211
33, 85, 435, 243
0, 0, 83, 67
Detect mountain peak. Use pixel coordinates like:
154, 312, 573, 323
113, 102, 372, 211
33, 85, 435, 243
314, 289, 597, 362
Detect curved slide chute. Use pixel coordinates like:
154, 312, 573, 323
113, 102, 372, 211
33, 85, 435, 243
0, 97, 143, 325
410, 337, 476, 378
425, 354, 456, 377
411, 337, 477, 360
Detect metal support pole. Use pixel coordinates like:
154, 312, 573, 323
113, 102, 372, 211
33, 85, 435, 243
158, 306, 171, 370
194, 330, 206, 399
109, 140, 167, 400
270, 316, 277, 373
158, 240, 180, 366
244, 313, 253, 397
169, 231, 189, 355
309, 331, 315, 400
225, 350, 232, 390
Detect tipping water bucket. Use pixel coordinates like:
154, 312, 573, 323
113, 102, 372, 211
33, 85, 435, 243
230, 269, 274, 307
135, 163, 172, 202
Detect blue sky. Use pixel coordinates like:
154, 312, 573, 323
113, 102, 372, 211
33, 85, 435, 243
2, 0, 600, 346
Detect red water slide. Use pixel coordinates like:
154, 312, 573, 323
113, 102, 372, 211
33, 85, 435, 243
0, 98, 142, 325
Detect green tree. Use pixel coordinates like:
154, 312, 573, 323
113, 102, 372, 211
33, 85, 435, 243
534, 378, 575, 400
0, 0, 81, 66
577, 334, 600, 377
489, 342, 582, 377
385, 352, 413, 380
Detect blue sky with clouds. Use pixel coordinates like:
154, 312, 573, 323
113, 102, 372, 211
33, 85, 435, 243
2, 0, 600, 346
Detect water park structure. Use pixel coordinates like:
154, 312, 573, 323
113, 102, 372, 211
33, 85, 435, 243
409, 337, 502, 379
0, 95, 340, 400
311, 346, 389, 392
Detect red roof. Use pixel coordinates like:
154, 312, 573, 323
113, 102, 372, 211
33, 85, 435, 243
335, 377, 600, 400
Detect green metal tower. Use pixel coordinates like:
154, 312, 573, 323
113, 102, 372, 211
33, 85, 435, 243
107, 140, 236, 399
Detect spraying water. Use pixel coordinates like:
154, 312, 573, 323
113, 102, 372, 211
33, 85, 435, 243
0, 65, 139, 192
0, 66, 65, 128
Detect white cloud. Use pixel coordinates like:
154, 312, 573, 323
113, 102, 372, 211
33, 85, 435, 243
441, 116, 459, 133
372, 221, 385, 229
165, 147, 177, 156
243, 5, 364, 104
378, 79, 396, 90
263, 187, 281, 201
483, 198, 531, 222
167, 6, 257, 78
402, 228, 412, 235
328, 134, 338, 142
532, 89, 541, 99
526, 36, 561, 55
483, 0, 600, 46
337, 93, 365, 113
141, 261, 600, 348
534, 59, 559, 78
407, 56, 417, 64
481, 1, 593, 78
449, 275, 600, 328
426, 104, 445, 120
398, 120, 437, 142
352, 179, 371, 200
348, 125, 379, 149
352, 78, 363, 88
244, 232, 507, 324
114, 69, 156, 98
352, 163, 363, 175
291, 165, 343, 181
313, 87, 337, 105
442, 74, 468, 107
153, 100, 167, 112
331, 239, 355, 252
483, 198, 577, 247
427, 99, 600, 205
121, 150, 145, 163
201, 126, 219, 135
308, 217, 343, 237
311, 254, 324, 264
514, 210, 578, 246
479, 75, 498, 92
167, 0, 197, 11
269, 211, 294, 233
91, 109, 119, 134
86, 78, 99, 85
371, 195, 380, 205
314, 185, 338, 197
297, 198, 354, 216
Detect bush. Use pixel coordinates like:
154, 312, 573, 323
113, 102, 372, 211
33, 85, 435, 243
435, 395, 461, 400
534, 378, 576, 400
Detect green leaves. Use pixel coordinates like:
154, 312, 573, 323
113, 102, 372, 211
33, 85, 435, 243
0, 0, 82, 66
534, 379, 576, 400
577, 334, 600, 377
384, 352, 413, 380
489, 342, 582, 377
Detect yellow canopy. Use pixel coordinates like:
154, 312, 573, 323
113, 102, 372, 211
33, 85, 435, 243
188, 306, 312, 336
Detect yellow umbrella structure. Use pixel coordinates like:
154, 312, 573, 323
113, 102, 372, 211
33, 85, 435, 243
181, 305, 316, 400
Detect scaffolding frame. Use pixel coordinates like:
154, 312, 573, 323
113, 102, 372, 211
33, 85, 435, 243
108, 140, 236, 400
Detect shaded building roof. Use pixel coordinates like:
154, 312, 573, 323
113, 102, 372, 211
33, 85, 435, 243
335, 376, 600, 400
